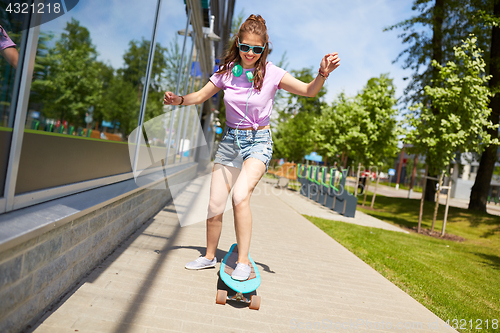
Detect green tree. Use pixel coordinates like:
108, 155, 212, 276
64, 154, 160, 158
405, 35, 497, 229
357, 74, 399, 167
314, 93, 363, 167
120, 37, 177, 124
31, 18, 102, 127
470, 0, 500, 211
283, 67, 326, 116
273, 111, 317, 162
314, 75, 398, 169
386, 0, 491, 105
405, 35, 498, 181
101, 72, 140, 137
92, 61, 115, 127
121, 37, 167, 91
386, 0, 492, 202
273, 67, 326, 161
162, 35, 184, 93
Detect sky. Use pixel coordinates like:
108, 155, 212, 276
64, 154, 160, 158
232, 0, 416, 105
39, 0, 416, 107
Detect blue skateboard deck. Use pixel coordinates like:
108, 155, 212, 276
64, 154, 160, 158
216, 243, 261, 309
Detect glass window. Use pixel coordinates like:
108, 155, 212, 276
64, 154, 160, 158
180, 104, 200, 163
139, 1, 201, 171
0, 4, 29, 197
15, 0, 160, 195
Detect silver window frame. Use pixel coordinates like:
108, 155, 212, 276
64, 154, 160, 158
3, 0, 42, 213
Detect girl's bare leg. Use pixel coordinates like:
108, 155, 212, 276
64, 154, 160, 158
204, 163, 239, 260
231, 158, 266, 265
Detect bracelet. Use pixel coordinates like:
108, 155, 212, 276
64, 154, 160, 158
318, 69, 329, 79
179, 95, 184, 105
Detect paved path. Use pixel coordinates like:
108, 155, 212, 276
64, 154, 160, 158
353, 180, 500, 216
30, 177, 456, 333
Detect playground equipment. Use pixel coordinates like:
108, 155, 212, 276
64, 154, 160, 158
302, 165, 309, 197
297, 164, 308, 196
326, 168, 357, 218
317, 167, 329, 206
308, 165, 320, 201
298, 164, 357, 218
313, 167, 325, 204
324, 168, 338, 210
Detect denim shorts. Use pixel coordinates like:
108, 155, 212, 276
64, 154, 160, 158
214, 127, 273, 171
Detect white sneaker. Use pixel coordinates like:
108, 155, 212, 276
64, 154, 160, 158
185, 257, 217, 270
231, 262, 251, 281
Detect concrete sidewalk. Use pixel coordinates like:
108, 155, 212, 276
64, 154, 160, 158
29, 178, 456, 333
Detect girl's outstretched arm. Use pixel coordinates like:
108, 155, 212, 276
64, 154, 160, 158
164, 81, 221, 106
279, 52, 340, 98
0, 47, 19, 68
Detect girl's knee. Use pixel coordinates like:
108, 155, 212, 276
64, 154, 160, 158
208, 198, 227, 216
232, 191, 250, 208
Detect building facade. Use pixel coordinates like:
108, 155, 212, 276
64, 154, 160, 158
448, 153, 500, 201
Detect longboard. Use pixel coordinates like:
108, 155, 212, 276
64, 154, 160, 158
216, 243, 261, 310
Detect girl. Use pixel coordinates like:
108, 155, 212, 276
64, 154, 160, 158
164, 14, 339, 281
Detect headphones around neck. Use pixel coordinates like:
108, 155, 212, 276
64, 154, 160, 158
232, 62, 255, 148
232, 63, 254, 83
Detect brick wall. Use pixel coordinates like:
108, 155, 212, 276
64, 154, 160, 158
0, 173, 189, 333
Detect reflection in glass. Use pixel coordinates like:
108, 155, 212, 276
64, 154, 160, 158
179, 105, 198, 162
1, 3, 29, 198
13, 0, 165, 195
144, 2, 217, 168
0, 3, 25, 128
167, 105, 182, 164
129, 104, 208, 186
26, 0, 160, 143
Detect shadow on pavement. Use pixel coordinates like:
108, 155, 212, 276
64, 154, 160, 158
167, 245, 275, 274
25, 202, 183, 333
111, 221, 182, 333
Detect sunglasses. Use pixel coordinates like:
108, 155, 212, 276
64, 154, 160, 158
237, 39, 265, 55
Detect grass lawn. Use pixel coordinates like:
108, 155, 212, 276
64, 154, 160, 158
304, 194, 500, 333
377, 180, 423, 193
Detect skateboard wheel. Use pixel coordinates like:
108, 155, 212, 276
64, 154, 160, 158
249, 295, 261, 310
216, 289, 227, 305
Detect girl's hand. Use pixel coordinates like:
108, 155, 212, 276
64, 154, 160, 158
320, 52, 340, 75
163, 91, 181, 105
